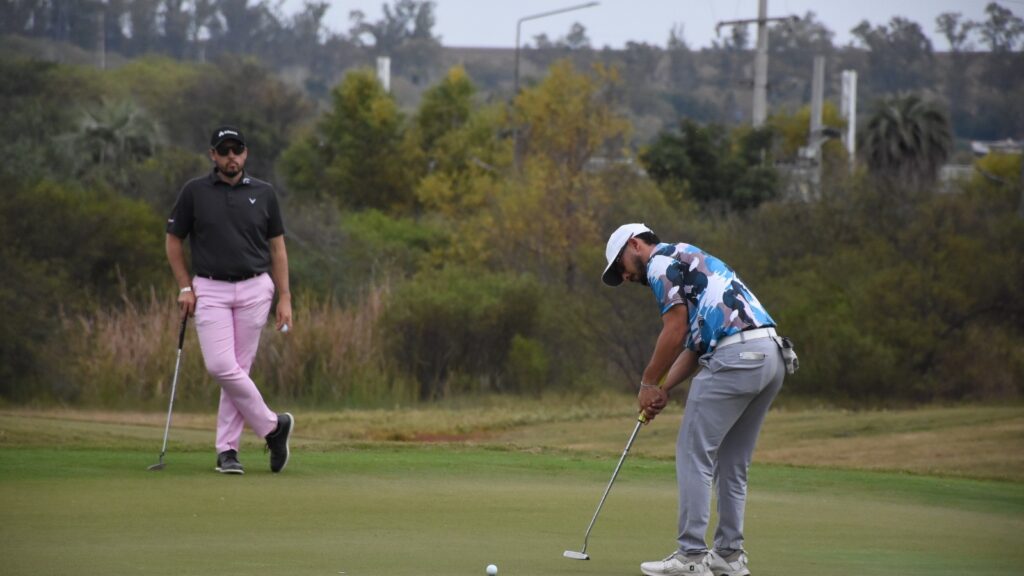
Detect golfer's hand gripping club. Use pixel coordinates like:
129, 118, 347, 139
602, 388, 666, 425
638, 383, 667, 422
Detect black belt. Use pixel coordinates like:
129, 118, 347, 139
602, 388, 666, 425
198, 273, 261, 283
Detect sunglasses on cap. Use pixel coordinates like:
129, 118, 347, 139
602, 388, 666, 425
214, 143, 246, 156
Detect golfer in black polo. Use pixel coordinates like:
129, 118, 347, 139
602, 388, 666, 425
166, 126, 294, 475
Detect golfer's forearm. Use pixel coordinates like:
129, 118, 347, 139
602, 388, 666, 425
662, 349, 698, 392
641, 307, 688, 386
165, 234, 191, 289
269, 236, 291, 300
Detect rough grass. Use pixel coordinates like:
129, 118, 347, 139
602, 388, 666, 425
3, 398, 1021, 480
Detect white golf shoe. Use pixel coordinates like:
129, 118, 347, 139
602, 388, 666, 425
640, 551, 713, 576
706, 549, 751, 576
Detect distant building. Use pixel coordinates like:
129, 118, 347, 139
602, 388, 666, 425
971, 139, 1023, 156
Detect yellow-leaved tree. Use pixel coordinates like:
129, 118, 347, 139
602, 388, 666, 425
484, 60, 632, 290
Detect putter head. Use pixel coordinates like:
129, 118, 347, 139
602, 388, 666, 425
563, 550, 590, 560
147, 462, 165, 471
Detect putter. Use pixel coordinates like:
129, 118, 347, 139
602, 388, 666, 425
564, 411, 648, 560
148, 314, 189, 471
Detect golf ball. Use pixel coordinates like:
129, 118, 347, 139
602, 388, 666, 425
280, 324, 290, 333
486, 564, 497, 576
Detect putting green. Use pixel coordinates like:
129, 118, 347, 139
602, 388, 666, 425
1, 446, 1022, 576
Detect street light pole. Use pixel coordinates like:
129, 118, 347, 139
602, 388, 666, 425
514, 2, 599, 96
513, 1, 599, 171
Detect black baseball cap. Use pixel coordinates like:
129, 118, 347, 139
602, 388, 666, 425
210, 126, 245, 148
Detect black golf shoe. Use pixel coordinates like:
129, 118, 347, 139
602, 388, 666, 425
215, 450, 245, 475
265, 412, 293, 473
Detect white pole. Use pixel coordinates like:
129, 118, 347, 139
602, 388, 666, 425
841, 70, 857, 171
810, 56, 824, 142
376, 56, 391, 93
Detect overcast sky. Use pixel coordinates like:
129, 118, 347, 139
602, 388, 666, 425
280, 0, 1020, 50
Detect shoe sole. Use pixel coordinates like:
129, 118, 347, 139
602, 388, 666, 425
214, 467, 245, 475
272, 412, 293, 473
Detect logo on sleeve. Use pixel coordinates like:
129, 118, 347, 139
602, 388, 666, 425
249, 198, 256, 205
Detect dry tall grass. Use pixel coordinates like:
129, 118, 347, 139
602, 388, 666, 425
55, 284, 417, 409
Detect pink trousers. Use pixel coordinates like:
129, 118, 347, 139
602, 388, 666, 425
193, 273, 278, 453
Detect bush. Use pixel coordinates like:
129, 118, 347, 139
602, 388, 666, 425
0, 179, 166, 400
380, 267, 543, 400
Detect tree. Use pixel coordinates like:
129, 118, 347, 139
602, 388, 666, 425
280, 69, 413, 210
936, 12, 976, 52
408, 66, 509, 221
936, 12, 977, 135
768, 12, 836, 105
640, 119, 780, 211
284, 1, 330, 67
768, 102, 846, 160
524, 23, 597, 82
666, 24, 697, 92
410, 65, 475, 156
978, 2, 1024, 52
619, 41, 663, 88
860, 94, 952, 190
852, 17, 935, 94
976, 2, 1024, 105
489, 60, 629, 289
0, 179, 166, 400
0, 58, 91, 182
64, 98, 164, 187
136, 55, 313, 179
348, 0, 441, 81
641, 119, 726, 205
565, 22, 591, 50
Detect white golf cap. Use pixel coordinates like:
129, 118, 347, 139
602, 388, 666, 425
602, 223, 653, 286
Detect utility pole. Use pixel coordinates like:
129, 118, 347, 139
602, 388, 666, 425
798, 56, 841, 198
809, 56, 825, 189
841, 70, 858, 174
716, 1, 798, 127
753, 0, 768, 126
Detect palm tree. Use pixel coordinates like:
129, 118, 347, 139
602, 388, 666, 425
859, 94, 952, 189
64, 98, 163, 183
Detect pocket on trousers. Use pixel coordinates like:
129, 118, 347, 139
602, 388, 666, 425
707, 350, 767, 374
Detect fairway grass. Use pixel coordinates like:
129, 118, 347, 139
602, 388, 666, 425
2, 425, 1023, 575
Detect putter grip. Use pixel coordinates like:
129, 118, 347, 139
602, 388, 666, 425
638, 412, 648, 424
177, 315, 188, 350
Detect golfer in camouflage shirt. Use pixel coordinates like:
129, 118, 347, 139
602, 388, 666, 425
602, 223, 793, 576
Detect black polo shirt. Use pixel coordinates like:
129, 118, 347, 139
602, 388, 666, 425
166, 170, 285, 279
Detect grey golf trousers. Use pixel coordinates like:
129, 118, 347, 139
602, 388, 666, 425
676, 336, 784, 555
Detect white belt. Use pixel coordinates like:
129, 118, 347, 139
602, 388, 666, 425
716, 327, 777, 349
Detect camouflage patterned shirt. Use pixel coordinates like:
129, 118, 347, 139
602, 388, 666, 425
646, 242, 775, 356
